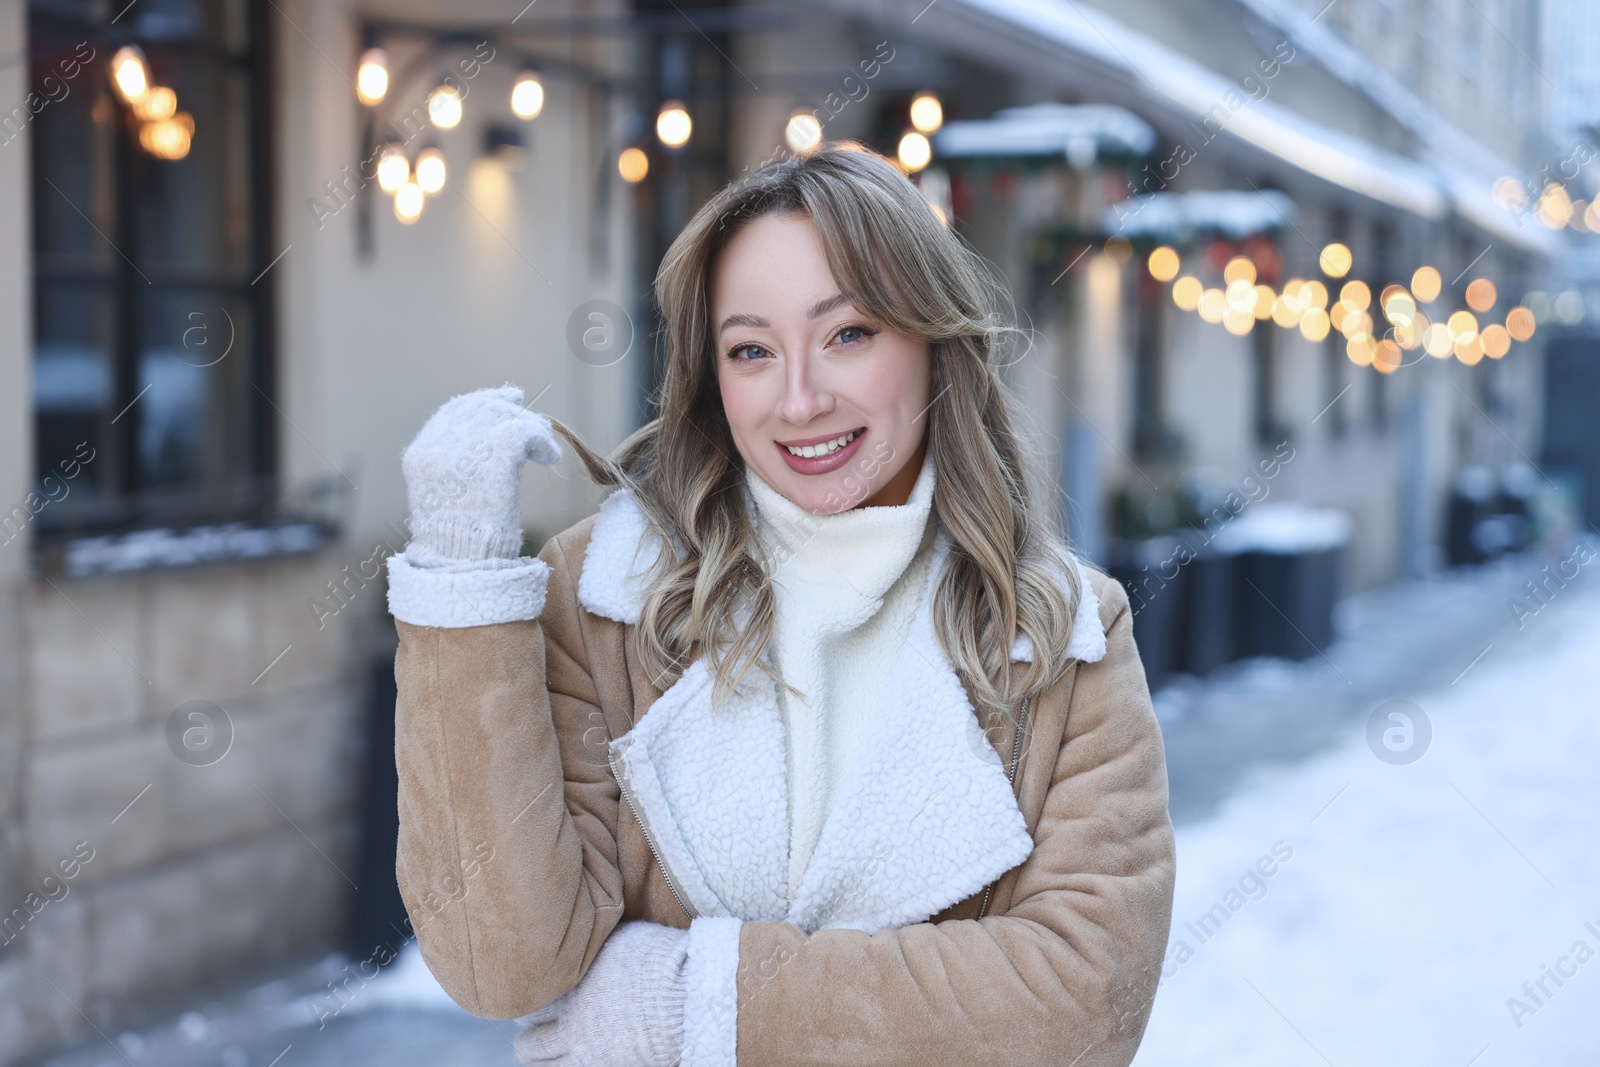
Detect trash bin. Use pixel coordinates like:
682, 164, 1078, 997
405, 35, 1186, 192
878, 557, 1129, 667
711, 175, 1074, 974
1446, 466, 1499, 566
1174, 532, 1237, 675
1105, 534, 1187, 689
1211, 504, 1350, 662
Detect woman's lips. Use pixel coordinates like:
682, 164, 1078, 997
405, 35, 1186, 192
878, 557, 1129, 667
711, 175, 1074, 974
776, 427, 866, 475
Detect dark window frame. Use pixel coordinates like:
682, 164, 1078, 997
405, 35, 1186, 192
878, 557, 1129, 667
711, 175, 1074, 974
24, 1, 329, 576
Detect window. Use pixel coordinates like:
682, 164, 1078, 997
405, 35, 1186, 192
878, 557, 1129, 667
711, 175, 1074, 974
25, 0, 321, 574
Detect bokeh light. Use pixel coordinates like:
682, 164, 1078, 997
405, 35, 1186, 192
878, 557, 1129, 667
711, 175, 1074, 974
1411, 266, 1442, 302
1320, 242, 1352, 277
1465, 279, 1498, 313
1148, 246, 1180, 282
1173, 276, 1203, 310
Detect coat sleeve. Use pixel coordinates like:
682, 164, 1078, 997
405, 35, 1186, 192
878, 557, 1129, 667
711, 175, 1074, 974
691, 574, 1176, 1067
387, 534, 627, 1019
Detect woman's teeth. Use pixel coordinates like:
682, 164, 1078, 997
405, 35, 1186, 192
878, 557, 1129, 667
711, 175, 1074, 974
785, 428, 861, 458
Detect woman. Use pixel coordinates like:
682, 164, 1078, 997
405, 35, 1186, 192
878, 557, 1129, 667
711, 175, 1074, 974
386, 142, 1175, 1067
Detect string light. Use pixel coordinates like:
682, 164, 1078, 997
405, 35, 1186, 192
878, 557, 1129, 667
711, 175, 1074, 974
428, 85, 463, 130
110, 46, 149, 104
897, 130, 931, 171
1148, 246, 1180, 282
377, 144, 409, 194
415, 147, 446, 195
618, 146, 649, 183
656, 101, 692, 147
357, 48, 389, 106
1319, 242, 1352, 278
132, 85, 176, 121
909, 91, 944, 133
785, 111, 822, 153
395, 180, 425, 223
511, 69, 545, 120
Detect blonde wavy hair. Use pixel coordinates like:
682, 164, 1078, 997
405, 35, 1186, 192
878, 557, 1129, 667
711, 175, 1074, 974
546, 141, 1083, 718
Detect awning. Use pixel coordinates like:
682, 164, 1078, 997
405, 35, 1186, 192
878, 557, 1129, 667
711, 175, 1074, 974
888, 0, 1561, 258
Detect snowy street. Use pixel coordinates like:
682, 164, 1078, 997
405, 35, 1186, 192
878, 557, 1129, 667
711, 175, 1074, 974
32, 549, 1600, 1067
1137, 548, 1600, 1067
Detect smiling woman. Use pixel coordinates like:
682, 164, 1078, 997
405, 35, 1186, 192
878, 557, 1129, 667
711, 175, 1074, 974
386, 142, 1174, 1067
712, 211, 932, 511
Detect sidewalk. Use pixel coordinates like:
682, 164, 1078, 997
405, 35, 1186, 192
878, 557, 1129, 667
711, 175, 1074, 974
29, 548, 1598, 1067
1135, 549, 1600, 1065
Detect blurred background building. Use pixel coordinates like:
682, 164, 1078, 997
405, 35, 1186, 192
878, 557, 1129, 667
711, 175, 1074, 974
0, 0, 1595, 1063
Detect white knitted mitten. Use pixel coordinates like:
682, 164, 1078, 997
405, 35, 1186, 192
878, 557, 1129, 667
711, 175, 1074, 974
512, 921, 690, 1067
399, 383, 562, 568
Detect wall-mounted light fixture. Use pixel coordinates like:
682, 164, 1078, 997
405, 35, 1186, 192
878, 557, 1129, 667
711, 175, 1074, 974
484, 123, 527, 170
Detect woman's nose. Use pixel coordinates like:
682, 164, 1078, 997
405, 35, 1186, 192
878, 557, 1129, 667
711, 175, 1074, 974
776, 348, 835, 425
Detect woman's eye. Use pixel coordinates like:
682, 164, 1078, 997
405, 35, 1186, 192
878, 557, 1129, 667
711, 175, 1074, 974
727, 344, 768, 363
834, 323, 877, 346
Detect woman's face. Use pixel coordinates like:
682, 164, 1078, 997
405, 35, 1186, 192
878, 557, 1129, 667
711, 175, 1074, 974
711, 212, 932, 515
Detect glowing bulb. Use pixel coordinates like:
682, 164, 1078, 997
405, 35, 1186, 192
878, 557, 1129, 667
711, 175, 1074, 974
897, 130, 931, 171
1411, 266, 1441, 302
428, 86, 463, 130
357, 47, 389, 106
132, 85, 176, 121
1224, 309, 1255, 335
1375, 340, 1402, 373
110, 45, 149, 103
377, 144, 409, 193
1447, 310, 1479, 342
656, 101, 691, 147
1224, 257, 1257, 286
415, 148, 446, 195
511, 70, 544, 120
618, 146, 649, 183
1253, 285, 1276, 320
1481, 324, 1511, 359
785, 112, 822, 152
1172, 276, 1203, 311
1423, 323, 1454, 357
1299, 308, 1331, 341
1319, 242, 1352, 278
1198, 289, 1227, 323
1226, 279, 1256, 313
139, 113, 192, 160
909, 92, 943, 133
1147, 246, 1180, 282
395, 181, 424, 223
1340, 280, 1371, 309
1505, 307, 1536, 342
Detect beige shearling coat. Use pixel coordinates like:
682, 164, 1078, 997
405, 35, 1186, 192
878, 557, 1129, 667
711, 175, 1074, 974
386, 485, 1176, 1067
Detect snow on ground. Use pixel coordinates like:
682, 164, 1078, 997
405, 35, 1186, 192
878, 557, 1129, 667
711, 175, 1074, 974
1133, 584, 1600, 1067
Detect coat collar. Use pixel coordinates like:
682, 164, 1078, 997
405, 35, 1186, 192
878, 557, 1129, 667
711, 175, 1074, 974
577, 486, 1106, 935
575, 485, 1107, 665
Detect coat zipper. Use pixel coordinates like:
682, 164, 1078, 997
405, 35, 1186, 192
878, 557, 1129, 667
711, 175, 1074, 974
975, 694, 1031, 921
608, 745, 698, 923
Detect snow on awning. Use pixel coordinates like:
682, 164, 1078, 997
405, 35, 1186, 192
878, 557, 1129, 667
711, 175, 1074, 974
1101, 189, 1298, 240
931, 102, 1155, 166
930, 0, 1558, 256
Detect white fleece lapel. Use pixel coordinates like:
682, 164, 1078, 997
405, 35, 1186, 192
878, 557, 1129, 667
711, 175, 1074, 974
578, 486, 1105, 659
586, 488, 1106, 934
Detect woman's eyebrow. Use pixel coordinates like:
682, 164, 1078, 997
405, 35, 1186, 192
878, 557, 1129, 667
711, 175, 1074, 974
716, 293, 851, 337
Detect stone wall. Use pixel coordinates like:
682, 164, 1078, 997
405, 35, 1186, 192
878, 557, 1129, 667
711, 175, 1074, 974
0, 547, 374, 1066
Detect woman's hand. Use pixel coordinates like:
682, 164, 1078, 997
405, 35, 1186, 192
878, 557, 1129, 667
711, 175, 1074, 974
512, 920, 690, 1067
400, 383, 562, 567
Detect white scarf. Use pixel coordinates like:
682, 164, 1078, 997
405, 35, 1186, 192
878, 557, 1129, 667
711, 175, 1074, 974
742, 449, 941, 899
